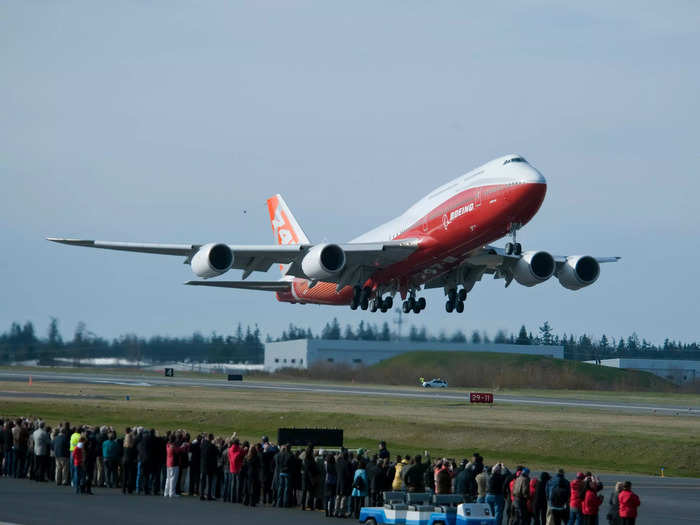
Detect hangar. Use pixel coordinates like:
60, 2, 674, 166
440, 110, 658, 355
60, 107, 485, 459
588, 358, 699, 384
263, 339, 564, 372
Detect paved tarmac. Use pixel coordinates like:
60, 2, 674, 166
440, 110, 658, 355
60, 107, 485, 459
0, 369, 698, 415
0, 474, 697, 524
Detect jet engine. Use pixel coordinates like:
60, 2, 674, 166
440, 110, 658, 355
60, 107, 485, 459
190, 243, 233, 278
556, 255, 600, 290
513, 250, 555, 287
301, 243, 346, 280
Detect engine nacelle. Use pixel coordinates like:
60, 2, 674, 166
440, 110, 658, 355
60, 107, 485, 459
190, 243, 233, 279
557, 255, 600, 290
513, 250, 555, 287
301, 243, 346, 280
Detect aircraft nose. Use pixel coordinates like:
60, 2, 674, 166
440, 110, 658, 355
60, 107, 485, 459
523, 166, 546, 185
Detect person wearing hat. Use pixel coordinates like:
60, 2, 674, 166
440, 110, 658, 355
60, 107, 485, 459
567, 472, 586, 525
618, 481, 641, 525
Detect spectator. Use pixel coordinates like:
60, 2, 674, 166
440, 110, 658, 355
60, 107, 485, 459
351, 459, 368, 519
52, 427, 70, 486
392, 455, 408, 490
275, 444, 292, 508
199, 434, 217, 501
435, 461, 452, 494
32, 421, 50, 482
228, 438, 243, 503
301, 444, 320, 510
618, 481, 641, 525
568, 472, 586, 525
378, 441, 390, 460
164, 434, 181, 498
189, 434, 201, 496
334, 450, 351, 517
582, 478, 604, 525
102, 432, 118, 488
513, 467, 532, 525
546, 469, 570, 525
73, 436, 86, 494
122, 428, 136, 494
533, 471, 551, 525
244, 443, 262, 506
475, 465, 489, 502
606, 481, 623, 525
486, 463, 507, 525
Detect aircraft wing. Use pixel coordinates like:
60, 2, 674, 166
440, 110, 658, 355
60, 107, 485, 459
47, 237, 419, 283
425, 245, 620, 290
184, 280, 291, 292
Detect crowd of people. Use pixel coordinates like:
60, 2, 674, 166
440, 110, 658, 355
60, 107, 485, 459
0, 416, 642, 525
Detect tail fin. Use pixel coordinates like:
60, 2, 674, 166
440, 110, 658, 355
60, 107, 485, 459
266, 194, 310, 246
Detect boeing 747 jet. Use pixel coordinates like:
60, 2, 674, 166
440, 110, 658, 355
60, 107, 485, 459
49, 154, 619, 314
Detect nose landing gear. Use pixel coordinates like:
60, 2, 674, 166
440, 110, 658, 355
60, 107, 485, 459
505, 222, 523, 256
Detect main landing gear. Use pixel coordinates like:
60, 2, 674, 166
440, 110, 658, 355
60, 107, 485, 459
402, 290, 426, 314
505, 222, 523, 256
445, 287, 467, 313
351, 286, 392, 313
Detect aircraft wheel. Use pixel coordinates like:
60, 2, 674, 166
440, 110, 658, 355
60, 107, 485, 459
445, 300, 454, 313
370, 299, 378, 313
505, 242, 514, 255
380, 306, 387, 313
360, 298, 369, 310
458, 288, 467, 302
514, 242, 522, 255
384, 296, 393, 309
448, 288, 457, 303
417, 297, 426, 310
455, 300, 464, 313
412, 304, 421, 314
402, 301, 411, 314
350, 301, 358, 310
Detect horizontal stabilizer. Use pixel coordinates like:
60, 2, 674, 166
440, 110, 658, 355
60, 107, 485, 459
184, 280, 291, 292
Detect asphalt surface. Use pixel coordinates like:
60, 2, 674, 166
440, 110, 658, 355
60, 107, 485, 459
0, 474, 697, 524
0, 369, 698, 415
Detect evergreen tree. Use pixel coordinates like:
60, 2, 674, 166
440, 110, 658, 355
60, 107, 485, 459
380, 322, 391, 341
599, 334, 609, 350
538, 321, 554, 345
494, 330, 507, 344
47, 317, 62, 347
516, 325, 530, 345
344, 325, 356, 340
470, 330, 481, 344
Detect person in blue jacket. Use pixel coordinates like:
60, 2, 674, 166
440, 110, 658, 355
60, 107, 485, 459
351, 459, 369, 519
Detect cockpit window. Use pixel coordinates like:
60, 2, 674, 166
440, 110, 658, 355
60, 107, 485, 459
503, 157, 527, 165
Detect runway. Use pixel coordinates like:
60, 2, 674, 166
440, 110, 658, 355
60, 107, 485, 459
0, 474, 697, 524
0, 369, 698, 415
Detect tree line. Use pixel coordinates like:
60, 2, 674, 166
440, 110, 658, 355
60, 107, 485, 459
1, 317, 698, 365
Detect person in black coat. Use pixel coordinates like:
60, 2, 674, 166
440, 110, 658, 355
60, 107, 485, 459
261, 439, 276, 504
334, 451, 352, 517
189, 436, 201, 496
301, 445, 320, 510
533, 471, 551, 525
366, 455, 382, 506
199, 434, 217, 500
136, 430, 154, 494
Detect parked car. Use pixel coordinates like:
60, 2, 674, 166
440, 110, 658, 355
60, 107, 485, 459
421, 378, 448, 388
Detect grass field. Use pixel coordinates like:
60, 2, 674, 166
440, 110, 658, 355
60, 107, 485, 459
1, 377, 698, 478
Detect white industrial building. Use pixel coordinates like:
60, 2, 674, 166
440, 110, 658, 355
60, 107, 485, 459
264, 339, 564, 372
587, 358, 699, 384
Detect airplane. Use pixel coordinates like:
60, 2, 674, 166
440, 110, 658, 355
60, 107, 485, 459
48, 154, 619, 314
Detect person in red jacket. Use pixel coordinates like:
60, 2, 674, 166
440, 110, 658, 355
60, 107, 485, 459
164, 435, 183, 498
581, 480, 603, 525
618, 481, 641, 525
567, 472, 586, 525
228, 438, 244, 502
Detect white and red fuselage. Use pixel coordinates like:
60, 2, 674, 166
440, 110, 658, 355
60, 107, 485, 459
274, 154, 546, 305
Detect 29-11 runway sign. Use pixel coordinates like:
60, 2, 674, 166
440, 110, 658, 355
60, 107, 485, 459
469, 392, 494, 404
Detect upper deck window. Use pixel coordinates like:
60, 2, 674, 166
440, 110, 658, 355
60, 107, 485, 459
503, 157, 527, 165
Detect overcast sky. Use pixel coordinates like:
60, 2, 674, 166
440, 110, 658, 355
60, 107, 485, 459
2, 1, 698, 344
